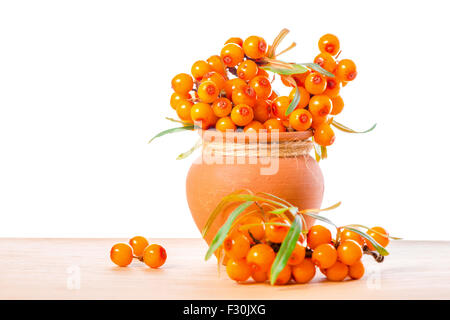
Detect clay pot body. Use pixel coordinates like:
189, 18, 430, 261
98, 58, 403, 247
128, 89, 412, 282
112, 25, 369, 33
186, 131, 324, 244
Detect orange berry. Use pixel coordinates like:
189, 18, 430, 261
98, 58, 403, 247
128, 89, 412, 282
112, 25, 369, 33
225, 37, 243, 47
232, 85, 257, 107
340, 228, 364, 246
309, 95, 332, 118
311, 114, 329, 130
314, 52, 337, 73
312, 243, 337, 269
270, 264, 292, 285
244, 120, 265, 133
292, 258, 316, 284
367, 226, 389, 249
253, 99, 271, 123
271, 96, 291, 120
292, 72, 310, 87
226, 258, 252, 282
221, 43, 244, 67
191, 60, 212, 81
330, 95, 344, 115
325, 261, 348, 281
266, 217, 290, 243
289, 109, 312, 131
348, 260, 365, 280
170, 92, 191, 110
224, 78, 247, 99
318, 34, 340, 56
263, 118, 286, 132
323, 77, 341, 98
207, 55, 226, 75
197, 80, 219, 103
237, 60, 258, 81
191, 102, 214, 129
257, 68, 269, 77
224, 231, 251, 259
143, 244, 167, 268
337, 239, 363, 266
171, 73, 194, 95
129, 236, 149, 257
288, 243, 306, 266
289, 87, 310, 109
231, 104, 254, 126
212, 97, 232, 117
246, 244, 276, 272
176, 99, 194, 122
307, 225, 332, 249
336, 59, 357, 82
215, 116, 236, 132
251, 269, 268, 283
314, 123, 336, 147
243, 36, 267, 60
110, 243, 133, 267
238, 215, 265, 241
249, 76, 272, 99
305, 73, 327, 95
268, 90, 278, 101
202, 71, 226, 90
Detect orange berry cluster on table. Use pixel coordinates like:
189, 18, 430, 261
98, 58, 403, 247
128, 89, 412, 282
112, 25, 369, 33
110, 236, 167, 269
203, 191, 396, 286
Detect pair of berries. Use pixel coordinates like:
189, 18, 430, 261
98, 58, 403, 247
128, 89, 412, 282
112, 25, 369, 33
110, 236, 167, 269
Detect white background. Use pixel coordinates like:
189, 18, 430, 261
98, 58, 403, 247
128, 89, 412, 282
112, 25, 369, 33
1, 0, 449, 240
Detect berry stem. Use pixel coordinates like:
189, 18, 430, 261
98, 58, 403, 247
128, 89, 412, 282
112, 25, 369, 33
133, 255, 144, 262
363, 245, 384, 263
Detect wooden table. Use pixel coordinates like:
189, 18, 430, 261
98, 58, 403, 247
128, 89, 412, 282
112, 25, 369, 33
0, 238, 449, 300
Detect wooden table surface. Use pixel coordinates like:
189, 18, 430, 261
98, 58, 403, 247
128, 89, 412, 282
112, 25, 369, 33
0, 238, 449, 300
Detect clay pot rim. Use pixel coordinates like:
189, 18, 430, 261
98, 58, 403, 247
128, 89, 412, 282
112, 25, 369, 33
200, 129, 313, 143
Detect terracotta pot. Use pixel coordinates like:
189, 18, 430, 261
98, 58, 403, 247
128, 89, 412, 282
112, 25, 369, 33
186, 130, 324, 245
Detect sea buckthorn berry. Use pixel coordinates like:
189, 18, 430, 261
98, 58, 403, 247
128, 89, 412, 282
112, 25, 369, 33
191, 60, 212, 81
309, 95, 332, 118
244, 120, 265, 133
336, 59, 357, 82
289, 87, 310, 109
176, 99, 194, 122
253, 99, 271, 123
340, 228, 364, 246
268, 90, 278, 101
305, 73, 327, 95
270, 265, 292, 285
224, 231, 251, 259
367, 226, 389, 249
246, 244, 276, 272
226, 258, 252, 282
311, 114, 329, 130
307, 225, 332, 249
314, 52, 337, 73
324, 77, 341, 98
266, 217, 290, 243
292, 258, 316, 284
238, 215, 265, 241
170, 92, 191, 110
251, 269, 268, 283
288, 243, 306, 266
197, 80, 219, 103
171, 73, 194, 95
191, 102, 214, 129
314, 123, 336, 147
264, 118, 286, 132
231, 104, 254, 126
348, 260, 365, 280
292, 72, 310, 87
232, 85, 257, 107
225, 37, 243, 47
337, 239, 363, 266
289, 109, 312, 131
207, 55, 226, 75
224, 78, 247, 99
312, 243, 338, 269
202, 71, 226, 90
237, 60, 258, 81
129, 236, 149, 257
318, 33, 340, 56
249, 76, 272, 99
325, 261, 348, 281
271, 96, 291, 120
243, 36, 267, 60
330, 95, 344, 115
110, 243, 133, 267
215, 116, 236, 132
143, 244, 167, 269
221, 43, 244, 67
257, 68, 269, 77
212, 98, 232, 117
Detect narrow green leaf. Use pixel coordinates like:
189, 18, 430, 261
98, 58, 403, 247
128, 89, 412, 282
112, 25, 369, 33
270, 215, 302, 285
268, 207, 290, 215
165, 117, 192, 125
205, 201, 254, 261
257, 192, 294, 207
176, 139, 202, 160
320, 145, 327, 159
302, 212, 337, 228
312, 138, 322, 162
148, 125, 195, 144
301, 63, 335, 78
331, 120, 377, 134
261, 64, 308, 75
345, 227, 389, 256
344, 224, 402, 240
285, 85, 300, 116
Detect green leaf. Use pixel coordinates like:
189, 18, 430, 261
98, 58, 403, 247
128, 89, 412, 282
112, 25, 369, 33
205, 201, 254, 261
165, 117, 192, 126
176, 139, 202, 160
301, 63, 335, 78
331, 120, 377, 134
344, 224, 402, 240
285, 85, 300, 116
261, 64, 308, 75
270, 215, 302, 285
312, 138, 323, 162
302, 212, 337, 228
148, 125, 196, 143
320, 145, 327, 159
257, 192, 294, 207
344, 227, 389, 256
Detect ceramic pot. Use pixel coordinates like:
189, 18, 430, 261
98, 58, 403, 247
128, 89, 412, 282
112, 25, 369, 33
186, 130, 324, 245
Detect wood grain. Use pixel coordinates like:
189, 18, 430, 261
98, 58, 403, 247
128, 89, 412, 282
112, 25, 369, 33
0, 238, 449, 299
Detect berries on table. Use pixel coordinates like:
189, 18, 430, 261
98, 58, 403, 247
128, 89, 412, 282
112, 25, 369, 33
110, 243, 133, 267
292, 258, 316, 284
224, 231, 251, 259
270, 264, 292, 285
226, 258, 252, 282
340, 228, 364, 246
337, 239, 363, 266
246, 244, 276, 272
238, 215, 265, 241
129, 236, 149, 257
143, 244, 167, 269
251, 269, 268, 283
348, 260, 365, 280
307, 225, 332, 249
367, 226, 389, 249
287, 242, 306, 266
312, 243, 337, 269
265, 217, 290, 243
324, 261, 348, 281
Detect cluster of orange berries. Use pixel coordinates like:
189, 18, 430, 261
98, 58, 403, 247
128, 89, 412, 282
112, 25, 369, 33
170, 33, 357, 147
224, 216, 389, 285
110, 236, 167, 269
